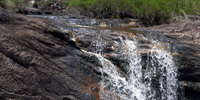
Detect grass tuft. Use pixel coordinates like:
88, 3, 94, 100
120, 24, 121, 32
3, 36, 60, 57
67, 0, 200, 25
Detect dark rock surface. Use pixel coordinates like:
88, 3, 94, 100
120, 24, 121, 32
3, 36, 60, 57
132, 28, 200, 100
17, 7, 53, 15
144, 19, 200, 100
69, 26, 200, 100
45, 15, 200, 100
1, 9, 200, 100
0, 10, 102, 100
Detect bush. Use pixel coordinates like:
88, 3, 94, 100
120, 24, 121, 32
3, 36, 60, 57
0, 0, 24, 8
67, 0, 200, 25
1, 0, 199, 25
36, 0, 68, 10
67, 0, 134, 18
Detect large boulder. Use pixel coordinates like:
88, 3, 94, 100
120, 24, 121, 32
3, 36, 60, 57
0, 10, 102, 100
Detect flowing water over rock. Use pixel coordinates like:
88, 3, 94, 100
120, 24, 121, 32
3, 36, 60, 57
145, 41, 178, 100
120, 40, 146, 100
30, 15, 179, 100
96, 39, 178, 100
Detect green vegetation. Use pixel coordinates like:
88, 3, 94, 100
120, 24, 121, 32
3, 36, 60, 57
35, 0, 68, 10
68, 0, 135, 18
0, 0, 24, 8
67, 0, 200, 25
0, 0, 199, 25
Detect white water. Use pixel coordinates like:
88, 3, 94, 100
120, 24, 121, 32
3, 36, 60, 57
29, 15, 178, 100
149, 42, 178, 100
92, 39, 178, 100
82, 50, 128, 100
121, 40, 146, 100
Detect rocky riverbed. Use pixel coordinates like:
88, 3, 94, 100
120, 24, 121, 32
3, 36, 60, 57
0, 9, 200, 100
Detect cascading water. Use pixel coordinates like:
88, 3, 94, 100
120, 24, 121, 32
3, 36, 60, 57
97, 40, 146, 100
94, 39, 178, 100
96, 54, 128, 100
146, 41, 178, 100
30, 15, 179, 100
120, 40, 146, 100
82, 49, 128, 100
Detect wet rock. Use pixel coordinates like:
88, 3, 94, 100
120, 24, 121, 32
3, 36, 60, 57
105, 46, 116, 52
0, 9, 15, 24
180, 81, 200, 100
50, 15, 200, 100
17, 7, 53, 15
62, 95, 78, 100
17, 7, 42, 15
1, 9, 200, 100
0, 10, 102, 100
134, 28, 200, 100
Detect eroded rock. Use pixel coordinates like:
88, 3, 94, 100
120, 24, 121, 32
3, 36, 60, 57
0, 10, 102, 100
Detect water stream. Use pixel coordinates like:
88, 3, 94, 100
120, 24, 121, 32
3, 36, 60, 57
97, 39, 178, 100
31, 15, 179, 100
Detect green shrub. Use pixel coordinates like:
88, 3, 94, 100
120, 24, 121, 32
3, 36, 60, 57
0, 0, 24, 8
67, 0, 200, 25
67, 0, 134, 18
1, 0, 199, 25
36, 0, 69, 10
68, 0, 95, 8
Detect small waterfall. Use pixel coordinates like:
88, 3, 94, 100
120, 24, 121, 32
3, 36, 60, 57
146, 42, 178, 100
29, 15, 179, 100
97, 40, 146, 100
121, 40, 146, 100
93, 39, 178, 100
96, 54, 128, 100
82, 50, 128, 100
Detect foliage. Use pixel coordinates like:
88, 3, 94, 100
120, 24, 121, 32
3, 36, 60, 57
36, 0, 69, 10
0, 0, 24, 8
67, 0, 134, 18
0, 0, 199, 25
67, 0, 200, 25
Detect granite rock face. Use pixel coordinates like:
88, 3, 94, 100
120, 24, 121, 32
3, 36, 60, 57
0, 10, 102, 100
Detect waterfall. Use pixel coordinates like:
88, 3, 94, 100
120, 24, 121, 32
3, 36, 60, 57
82, 50, 128, 100
96, 54, 128, 100
29, 15, 179, 100
97, 40, 146, 100
93, 39, 178, 100
121, 40, 146, 100
147, 42, 178, 100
